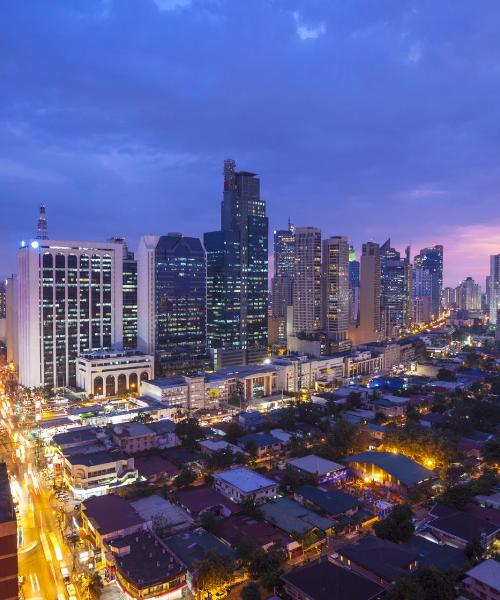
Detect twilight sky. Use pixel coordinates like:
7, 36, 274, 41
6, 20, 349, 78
2, 0, 500, 287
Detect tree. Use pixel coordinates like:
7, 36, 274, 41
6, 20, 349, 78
465, 537, 484, 564
200, 510, 217, 533
240, 583, 261, 600
224, 422, 246, 444
175, 418, 203, 449
133, 410, 153, 424
83, 572, 104, 599
484, 438, 500, 466
385, 576, 424, 600
193, 551, 235, 596
437, 368, 457, 382
173, 467, 196, 488
247, 545, 287, 591
374, 503, 414, 543
416, 566, 456, 600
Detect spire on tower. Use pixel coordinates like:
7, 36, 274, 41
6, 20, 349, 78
36, 203, 48, 240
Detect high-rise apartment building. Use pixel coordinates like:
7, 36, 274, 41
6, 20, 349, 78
379, 240, 412, 336
413, 267, 432, 324
205, 159, 268, 366
5, 276, 17, 365
0, 462, 18, 600
489, 255, 500, 325
357, 242, 382, 343
348, 246, 360, 326
456, 277, 481, 312
442, 286, 456, 309
292, 227, 321, 334
0, 282, 5, 319
17, 239, 123, 389
322, 236, 350, 350
137, 234, 207, 375
414, 245, 443, 320
110, 238, 138, 350
271, 221, 294, 318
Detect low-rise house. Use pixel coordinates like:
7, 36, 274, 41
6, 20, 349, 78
52, 426, 100, 454
399, 536, 466, 571
287, 455, 348, 485
134, 455, 180, 483
198, 439, 244, 457
176, 485, 240, 518
336, 536, 419, 588
237, 411, 265, 430
345, 451, 435, 495
237, 432, 283, 458
425, 510, 500, 550
81, 494, 149, 552
147, 419, 180, 448
112, 422, 157, 454
213, 467, 278, 504
363, 423, 387, 444
462, 559, 500, 600
107, 530, 187, 600
476, 492, 500, 511
294, 485, 359, 519
131, 494, 194, 534
281, 557, 384, 600
368, 397, 405, 418
214, 514, 291, 552
261, 497, 335, 547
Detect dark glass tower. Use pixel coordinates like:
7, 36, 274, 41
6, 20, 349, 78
414, 245, 443, 320
205, 159, 268, 366
109, 237, 138, 350
154, 234, 207, 374
271, 221, 294, 318
379, 239, 412, 336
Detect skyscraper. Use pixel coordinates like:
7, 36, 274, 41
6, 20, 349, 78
0, 282, 5, 319
109, 237, 138, 349
271, 220, 294, 318
413, 266, 432, 324
489, 254, 500, 325
348, 245, 360, 326
137, 234, 207, 375
17, 239, 123, 388
205, 159, 268, 366
357, 242, 382, 343
292, 227, 321, 334
36, 203, 48, 239
379, 240, 412, 336
414, 245, 443, 320
456, 277, 481, 312
322, 235, 350, 350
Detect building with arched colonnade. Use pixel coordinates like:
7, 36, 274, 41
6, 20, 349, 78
76, 349, 153, 397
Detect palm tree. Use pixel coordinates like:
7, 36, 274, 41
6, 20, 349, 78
83, 572, 104, 599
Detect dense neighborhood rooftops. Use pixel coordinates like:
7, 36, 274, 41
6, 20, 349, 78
287, 455, 345, 476
213, 467, 277, 493
296, 485, 359, 516
164, 528, 235, 570
464, 559, 500, 592
261, 497, 334, 535
281, 558, 384, 600
82, 494, 145, 535
345, 451, 434, 486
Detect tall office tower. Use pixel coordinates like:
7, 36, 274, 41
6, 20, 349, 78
292, 227, 322, 334
36, 202, 48, 239
442, 286, 456, 309
413, 266, 432, 324
110, 237, 138, 349
414, 245, 443, 320
17, 239, 123, 388
322, 236, 350, 350
0, 282, 5, 319
456, 277, 481, 312
205, 159, 268, 367
358, 242, 382, 343
137, 233, 207, 375
271, 220, 295, 318
485, 276, 491, 312
348, 246, 360, 326
5, 276, 17, 364
489, 254, 500, 325
0, 462, 18, 600
379, 240, 412, 337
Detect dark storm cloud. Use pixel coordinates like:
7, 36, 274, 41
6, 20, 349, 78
1, 0, 500, 284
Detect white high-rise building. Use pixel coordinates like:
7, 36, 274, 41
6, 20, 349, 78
357, 242, 382, 344
17, 239, 123, 388
322, 236, 350, 349
292, 227, 321, 334
489, 255, 500, 325
5, 275, 18, 364
456, 277, 481, 312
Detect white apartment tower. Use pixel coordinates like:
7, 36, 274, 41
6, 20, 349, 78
17, 239, 123, 388
292, 227, 321, 334
322, 236, 350, 348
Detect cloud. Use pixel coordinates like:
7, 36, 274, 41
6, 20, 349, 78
407, 41, 422, 64
152, 0, 192, 11
293, 11, 326, 41
0, 158, 68, 185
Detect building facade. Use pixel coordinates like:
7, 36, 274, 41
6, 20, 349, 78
17, 239, 123, 388
456, 277, 481, 312
293, 227, 321, 334
271, 221, 295, 318
0, 463, 18, 600
489, 254, 500, 325
205, 159, 269, 367
414, 245, 443, 320
357, 242, 382, 344
322, 236, 350, 350
379, 240, 412, 337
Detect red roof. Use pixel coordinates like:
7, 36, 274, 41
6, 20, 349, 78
177, 485, 240, 515
135, 455, 180, 478
82, 494, 145, 536
214, 514, 290, 548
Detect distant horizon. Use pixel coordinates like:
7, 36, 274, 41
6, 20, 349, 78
2, 2, 500, 287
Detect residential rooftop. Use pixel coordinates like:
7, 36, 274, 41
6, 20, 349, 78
82, 494, 145, 535
465, 559, 500, 593
261, 497, 334, 535
287, 454, 345, 476
176, 485, 240, 515
164, 528, 235, 570
238, 432, 281, 448
131, 495, 193, 531
296, 485, 359, 517
213, 467, 276, 493
52, 427, 97, 446
345, 451, 434, 486
427, 512, 500, 544
66, 450, 125, 467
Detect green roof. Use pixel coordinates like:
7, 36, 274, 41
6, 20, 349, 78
261, 497, 334, 535
296, 485, 359, 517
163, 528, 235, 571
345, 451, 434, 486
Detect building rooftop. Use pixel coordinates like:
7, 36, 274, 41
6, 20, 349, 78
164, 528, 235, 570
213, 467, 276, 494
428, 512, 500, 543
134, 455, 180, 479
148, 419, 177, 434
131, 495, 193, 530
111, 530, 185, 588
261, 497, 334, 535
282, 558, 384, 600
214, 514, 289, 549
345, 451, 434, 486
113, 422, 154, 438
465, 559, 500, 592
176, 485, 240, 515
400, 536, 466, 571
287, 455, 345, 477
238, 432, 282, 448
296, 485, 359, 517
52, 427, 97, 447
82, 494, 145, 535
146, 376, 187, 389
66, 450, 125, 467
199, 439, 243, 454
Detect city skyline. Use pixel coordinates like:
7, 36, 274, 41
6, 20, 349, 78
2, 1, 500, 286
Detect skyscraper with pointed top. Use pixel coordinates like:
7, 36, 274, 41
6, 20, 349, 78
36, 203, 48, 239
